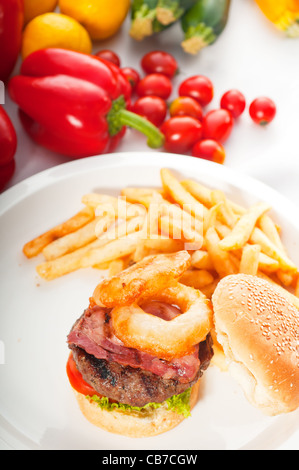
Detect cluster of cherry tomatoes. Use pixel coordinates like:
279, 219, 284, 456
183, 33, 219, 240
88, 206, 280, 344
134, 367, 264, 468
96, 49, 277, 164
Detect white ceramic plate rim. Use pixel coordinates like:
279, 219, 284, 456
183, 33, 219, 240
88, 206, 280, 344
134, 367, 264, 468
0, 152, 298, 451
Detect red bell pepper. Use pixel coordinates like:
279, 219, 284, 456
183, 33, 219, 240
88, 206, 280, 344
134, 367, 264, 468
8, 49, 165, 158
0, 106, 17, 191
0, 0, 24, 83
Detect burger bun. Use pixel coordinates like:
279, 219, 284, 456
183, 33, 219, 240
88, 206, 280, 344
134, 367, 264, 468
212, 274, 299, 416
72, 380, 200, 438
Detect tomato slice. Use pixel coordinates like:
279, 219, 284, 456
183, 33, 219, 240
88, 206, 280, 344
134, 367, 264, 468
66, 353, 102, 398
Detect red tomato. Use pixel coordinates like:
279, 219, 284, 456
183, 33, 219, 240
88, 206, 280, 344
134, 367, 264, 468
160, 116, 203, 154
141, 51, 178, 78
136, 74, 172, 100
179, 75, 214, 107
192, 139, 226, 164
94, 49, 121, 67
220, 90, 246, 118
249, 97, 276, 125
131, 96, 167, 127
0, 159, 15, 192
121, 67, 140, 91
66, 353, 102, 398
203, 109, 234, 143
169, 96, 203, 121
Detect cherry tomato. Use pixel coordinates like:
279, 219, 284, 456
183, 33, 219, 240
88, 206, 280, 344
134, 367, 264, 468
249, 97, 276, 125
169, 96, 204, 121
94, 49, 121, 67
160, 116, 203, 154
141, 51, 178, 79
179, 75, 214, 107
136, 73, 172, 100
131, 96, 167, 127
220, 90, 246, 119
0, 159, 16, 192
121, 67, 140, 91
203, 109, 234, 143
192, 139, 226, 164
66, 353, 102, 398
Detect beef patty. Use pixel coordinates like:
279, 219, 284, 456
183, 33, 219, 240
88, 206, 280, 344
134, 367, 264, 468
70, 335, 213, 408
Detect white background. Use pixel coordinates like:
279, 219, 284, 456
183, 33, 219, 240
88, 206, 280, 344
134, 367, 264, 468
2, 0, 299, 206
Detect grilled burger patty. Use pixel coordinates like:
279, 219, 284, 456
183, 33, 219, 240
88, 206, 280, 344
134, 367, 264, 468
70, 335, 213, 408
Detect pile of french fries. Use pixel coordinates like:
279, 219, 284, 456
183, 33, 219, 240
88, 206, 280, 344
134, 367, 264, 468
23, 168, 299, 307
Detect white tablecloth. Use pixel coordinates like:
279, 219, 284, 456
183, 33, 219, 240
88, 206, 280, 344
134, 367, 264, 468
3, 0, 299, 208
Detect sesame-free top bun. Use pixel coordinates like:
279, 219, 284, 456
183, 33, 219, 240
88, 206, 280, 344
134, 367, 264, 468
72, 380, 200, 438
212, 274, 299, 416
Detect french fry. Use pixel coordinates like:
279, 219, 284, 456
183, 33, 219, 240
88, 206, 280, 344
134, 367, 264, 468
219, 202, 271, 251
258, 214, 296, 283
108, 258, 128, 277
132, 218, 149, 263
203, 203, 223, 234
205, 227, 237, 278
132, 194, 162, 262
159, 215, 203, 247
37, 234, 141, 281
250, 228, 297, 272
98, 216, 145, 242
214, 222, 231, 240
120, 188, 162, 208
36, 238, 107, 280
157, 194, 203, 234
80, 235, 140, 269
210, 190, 239, 228
179, 269, 215, 289
295, 275, 299, 298
23, 206, 95, 258
160, 168, 208, 220
36, 216, 145, 280
200, 279, 220, 299
239, 244, 261, 275
258, 214, 286, 253
258, 252, 280, 273
93, 261, 112, 270
276, 270, 296, 287
182, 178, 246, 216
82, 193, 146, 219
42, 215, 114, 261
143, 237, 185, 254
228, 252, 241, 272
181, 179, 213, 208
191, 250, 214, 270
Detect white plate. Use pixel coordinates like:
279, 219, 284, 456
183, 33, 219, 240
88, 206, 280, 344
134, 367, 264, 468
0, 152, 298, 451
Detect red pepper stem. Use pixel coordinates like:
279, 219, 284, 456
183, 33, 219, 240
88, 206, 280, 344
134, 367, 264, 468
117, 108, 165, 149
107, 95, 164, 148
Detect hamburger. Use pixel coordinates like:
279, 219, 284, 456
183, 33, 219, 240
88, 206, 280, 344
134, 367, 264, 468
212, 274, 299, 416
66, 252, 214, 437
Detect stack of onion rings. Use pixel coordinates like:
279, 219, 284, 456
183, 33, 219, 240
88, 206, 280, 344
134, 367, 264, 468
92, 251, 213, 361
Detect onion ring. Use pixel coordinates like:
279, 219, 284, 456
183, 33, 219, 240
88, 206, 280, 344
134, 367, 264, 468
111, 283, 213, 361
93, 250, 191, 308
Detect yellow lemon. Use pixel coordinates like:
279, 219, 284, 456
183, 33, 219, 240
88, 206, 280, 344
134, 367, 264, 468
59, 0, 130, 40
24, 0, 58, 24
22, 13, 93, 59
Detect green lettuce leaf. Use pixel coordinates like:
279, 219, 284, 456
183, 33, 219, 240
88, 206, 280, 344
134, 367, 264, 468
87, 388, 192, 418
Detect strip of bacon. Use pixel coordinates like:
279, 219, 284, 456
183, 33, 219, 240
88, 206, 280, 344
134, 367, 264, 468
67, 304, 200, 384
